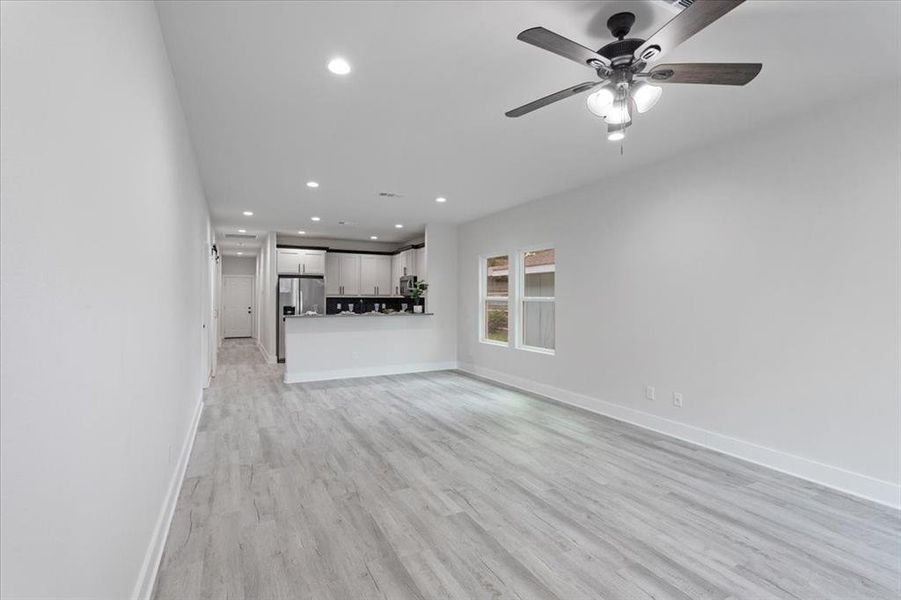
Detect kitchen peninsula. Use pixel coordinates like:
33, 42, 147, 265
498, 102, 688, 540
282, 311, 452, 383
273, 227, 457, 383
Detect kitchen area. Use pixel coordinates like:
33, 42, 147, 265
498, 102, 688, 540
274, 237, 441, 380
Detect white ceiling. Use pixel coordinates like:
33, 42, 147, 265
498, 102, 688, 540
157, 1, 900, 241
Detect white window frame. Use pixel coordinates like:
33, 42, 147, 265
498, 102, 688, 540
479, 253, 510, 347
515, 246, 555, 355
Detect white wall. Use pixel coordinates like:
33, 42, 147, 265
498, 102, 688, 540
221, 255, 257, 276
425, 223, 459, 364
1, 2, 211, 598
457, 89, 901, 507
257, 232, 278, 362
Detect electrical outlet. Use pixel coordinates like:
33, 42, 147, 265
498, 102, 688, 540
673, 392, 683, 408
645, 386, 655, 401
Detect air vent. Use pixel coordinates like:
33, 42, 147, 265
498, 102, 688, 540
224, 233, 257, 240
337, 220, 356, 226
378, 192, 403, 198
657, 0, 693, 14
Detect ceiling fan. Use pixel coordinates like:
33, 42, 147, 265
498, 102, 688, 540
505, 0, 762, 141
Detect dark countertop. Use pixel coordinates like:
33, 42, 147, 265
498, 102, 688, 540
284, 312, 434, 318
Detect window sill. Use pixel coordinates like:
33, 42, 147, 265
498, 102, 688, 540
516, 344, 555, 356
480, 339, 509, 348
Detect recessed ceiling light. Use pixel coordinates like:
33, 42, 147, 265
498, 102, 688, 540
311, 216, 321, 221
306, 181, 319, 188
237, 252, 243, 255
327, 57, 351, 75
435, 197, 447, 203
238, 229, 247, 233
243, 211, 253, 216
395, 224, 403, 229
297, 230, 306, 235
370, 235, 378, 240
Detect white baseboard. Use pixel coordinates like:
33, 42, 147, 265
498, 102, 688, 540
457, 363, 901, 509
257, 340, 275, 364
131, 393, 205, 600
285, 361, 458, 384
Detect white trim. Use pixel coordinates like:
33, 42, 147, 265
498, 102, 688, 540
285, 361, 458, 384
516, 245, 555, 354
131, 394, 204, 600
517, 344, 555, 356
257, 339, 276, 364
479, 253, 512, 347
456, 363, 901, 509
480, 339, 510, 349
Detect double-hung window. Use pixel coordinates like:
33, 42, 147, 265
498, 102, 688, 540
481, 255, 510, 345
518, 248, 555, 353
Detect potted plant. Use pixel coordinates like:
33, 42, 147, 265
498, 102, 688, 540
408, 280, 428, 313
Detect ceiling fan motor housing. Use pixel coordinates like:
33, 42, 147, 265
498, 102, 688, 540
598, 38, 644, 66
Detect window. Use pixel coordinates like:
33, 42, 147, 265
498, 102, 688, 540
518, 248, 555, 352
481, 254, 509, 344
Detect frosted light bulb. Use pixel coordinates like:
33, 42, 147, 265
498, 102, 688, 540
603, 99, 631, 125
632, 82, 662, 113
586, 87, 615, 117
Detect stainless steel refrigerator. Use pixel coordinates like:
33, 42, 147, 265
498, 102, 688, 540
277, 275, 325, 362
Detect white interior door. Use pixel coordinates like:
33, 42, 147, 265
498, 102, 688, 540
223, 276, 253, 337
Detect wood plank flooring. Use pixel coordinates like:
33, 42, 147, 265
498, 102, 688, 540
153, 339, 900, 599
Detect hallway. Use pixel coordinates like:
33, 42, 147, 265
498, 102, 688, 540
152, 341, 900, 600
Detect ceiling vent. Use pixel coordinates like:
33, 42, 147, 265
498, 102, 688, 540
378, 192, 403, 198
657, 0, 693, 13
337, 220, 356, 226
224, 233, 257, 240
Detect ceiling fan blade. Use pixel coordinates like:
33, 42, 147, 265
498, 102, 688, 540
517, 27, 611, 69
647, 63, 762, 85
505, 81, 604, 118
634, 0, 745, 63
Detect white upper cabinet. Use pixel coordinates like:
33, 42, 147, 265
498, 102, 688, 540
277, 249, 302, 274
376, 255, 392, 295
359, 255, 378, 295
324, 248, 422, 296
394, 249, 415, 278
414, 247, 426, 281
300, 250, 325, 275
278, 248, 325, 275
337, 253, 361, 295
325, 252, 360, 295
325, 252, 340, 295
360, 255, 394, 295
391, 253, 403, 293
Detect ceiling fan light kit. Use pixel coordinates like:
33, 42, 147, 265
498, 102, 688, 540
506, 0, 762, 144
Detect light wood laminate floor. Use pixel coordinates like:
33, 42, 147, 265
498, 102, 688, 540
153, 339, 900, 599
